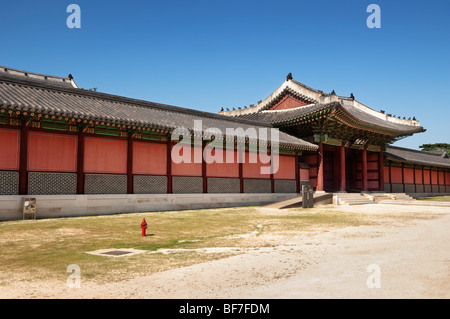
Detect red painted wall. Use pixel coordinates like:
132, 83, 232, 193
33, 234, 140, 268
171, 144, 202, 176
206, 149, 239, 178
133, 141, 167, 175
438, 171, 445, 185
0, 128, 20, 170
431, 170, 438, 185
28, 132, 77, 172
403, 168, 414, 184
384, 166, 390, 182
84, 137, 127, 174
414, 168, 423, 184
299, 168, 309, 181
390, 167, 403, 184
301, 153, 317, 186
423, 169, 431, 184
242, 151, 271, 179
384, 163, 450, 191
273, 155, 296, 180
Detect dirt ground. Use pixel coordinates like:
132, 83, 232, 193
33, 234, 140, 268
1, 204, 449, 299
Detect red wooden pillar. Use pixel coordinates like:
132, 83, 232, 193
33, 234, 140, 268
18, 122, 29, 195
339, 145, 346, 192
388, 161, 393, 193
127, 133, 133, 194
317, 142, 324, 191
378, 151, 385, 191
444, 169, 447, 192
270, 152, 275, 193
202, 141, 207, 194
422, 165, 425, 191
362, 148, 368, 191
295, 153, 300, 193
167, 139, 172, 194
413, 164, 417, 193
429, 168, 432, 192
437, 168, 440, 193
238, 146, 244, 193
76, 130, 85, 194
401, 163, 405, 193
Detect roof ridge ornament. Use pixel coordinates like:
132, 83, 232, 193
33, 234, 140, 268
286, 73, 293, 81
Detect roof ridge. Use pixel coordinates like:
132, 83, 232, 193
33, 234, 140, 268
0, 65, 77, 88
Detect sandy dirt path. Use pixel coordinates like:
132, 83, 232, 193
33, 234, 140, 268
2, 204, 449, 299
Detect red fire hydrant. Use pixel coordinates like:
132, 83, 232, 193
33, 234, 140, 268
141, 218, 147, 237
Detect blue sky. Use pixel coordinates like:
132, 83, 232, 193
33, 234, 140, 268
1, 0, 449, 150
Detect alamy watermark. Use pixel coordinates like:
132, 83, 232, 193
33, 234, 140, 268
366, 4, 381, 29
366, 264, 381, 288
66, 4, 81, 29
67, 264, 81, 288
171, 120, 280, 175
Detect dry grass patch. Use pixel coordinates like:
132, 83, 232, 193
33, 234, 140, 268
1, 204, 436, 286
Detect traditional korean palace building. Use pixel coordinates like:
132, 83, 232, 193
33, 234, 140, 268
0, 67, 449, 219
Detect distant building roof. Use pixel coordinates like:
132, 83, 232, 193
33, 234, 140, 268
385, 146, 450, 168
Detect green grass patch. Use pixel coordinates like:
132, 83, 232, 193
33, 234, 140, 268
416, 196, 450, 202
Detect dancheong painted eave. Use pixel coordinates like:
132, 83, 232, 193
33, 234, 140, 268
219, 73, 425, 138
0, 66, 318, 152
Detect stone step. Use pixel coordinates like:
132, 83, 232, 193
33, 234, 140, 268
338, 200, 373, 206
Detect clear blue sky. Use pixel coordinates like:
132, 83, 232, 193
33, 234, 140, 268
1, 0, 449, 150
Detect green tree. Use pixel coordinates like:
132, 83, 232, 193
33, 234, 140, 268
419, 143, 450, 154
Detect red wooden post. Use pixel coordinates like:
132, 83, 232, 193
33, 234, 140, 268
422, 165, 425, 192
167, 139, 172, 194
270, 152, 274, 193
437, 168, 440, 193
378, 151, 385, 191
413, 164, 417, 193
339, 145, 346, 192
238, 146, 244, 193
127, 133, 133, 194
76, 130, 85, 194
389, 161, 392, 193
444, 169, 447, 192
317, 142, 324, 191
362, 148, 368, 191
401, 163, 405, 193
18, 122, 29, 195
430, 168, 432, 193
202, 140, 207, 194
295, 153, 300, 193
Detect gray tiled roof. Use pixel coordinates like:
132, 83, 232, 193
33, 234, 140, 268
0, 70, 317, 151
229, 102, 424, 135
0, 65, 77, 89
385, 146, 450, 168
